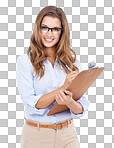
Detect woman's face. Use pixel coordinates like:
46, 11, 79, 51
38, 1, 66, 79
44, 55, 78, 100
40, 16, 62, 49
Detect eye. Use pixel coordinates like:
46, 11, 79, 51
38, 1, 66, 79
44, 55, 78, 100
53, 28, 60, 31
41, 26, 48, 30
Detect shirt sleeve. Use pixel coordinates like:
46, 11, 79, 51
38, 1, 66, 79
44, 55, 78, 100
16, 55, 47, 115
69, 59, 90, 117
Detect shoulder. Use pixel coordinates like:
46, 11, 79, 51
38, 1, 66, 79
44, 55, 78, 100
73, 58, 83, 73
17, 53, 28, 62
16, 54, 33, 73
17, 54, 32, 66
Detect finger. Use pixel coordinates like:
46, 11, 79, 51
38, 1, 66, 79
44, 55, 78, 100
59, 91, 66, 98
68, 73, 78, 77
55, 94, 58, 100
68, 77, 76, 82
71, 77, 76, 81
55, 94, 61, 103
70, 71, 78, 74
59, 91, 69, 102
69, 73, 78, 77
67, 74, 78, 79
68, 75, 77, 79
58, 92, 64, 102
69, 71, 78, 75
65, 90, 72, 96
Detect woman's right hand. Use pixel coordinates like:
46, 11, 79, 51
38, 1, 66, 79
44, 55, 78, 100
62, 71, 79, 90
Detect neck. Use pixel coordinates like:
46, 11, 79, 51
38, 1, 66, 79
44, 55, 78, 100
45, 47, 56, 59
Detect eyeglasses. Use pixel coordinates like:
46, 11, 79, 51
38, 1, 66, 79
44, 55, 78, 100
40, 26, 63, 35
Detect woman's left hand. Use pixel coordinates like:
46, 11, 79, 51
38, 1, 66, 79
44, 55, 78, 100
55, 90, 73, 106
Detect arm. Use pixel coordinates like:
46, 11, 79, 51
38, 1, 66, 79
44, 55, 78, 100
69, 59, 90, 117
16, 55, 48, 115
66, 99, 83, 114
55, 59, 90, 117
69, 95, 90, 117
36, 59, 85, 110
35, 85, 65, 109
55, 90, 90, 117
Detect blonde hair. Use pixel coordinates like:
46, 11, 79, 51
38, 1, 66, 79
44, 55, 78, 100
27, 6, 78, 80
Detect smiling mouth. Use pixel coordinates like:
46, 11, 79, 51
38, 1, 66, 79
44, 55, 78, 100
44, 38, 54, 42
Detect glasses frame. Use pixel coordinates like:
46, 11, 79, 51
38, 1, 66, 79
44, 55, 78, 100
40, 26, 63, 34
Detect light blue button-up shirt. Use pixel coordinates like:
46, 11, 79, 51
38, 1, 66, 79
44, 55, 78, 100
16, 54, 90, 123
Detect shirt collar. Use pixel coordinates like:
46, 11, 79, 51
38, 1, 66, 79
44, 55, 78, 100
45, 56, 58, 64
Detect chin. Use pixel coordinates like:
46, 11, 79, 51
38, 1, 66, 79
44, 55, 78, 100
44, 44, 56, 48
43, 42, 57, 48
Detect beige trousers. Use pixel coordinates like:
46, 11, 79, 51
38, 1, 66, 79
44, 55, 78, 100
20, 119, 80, 148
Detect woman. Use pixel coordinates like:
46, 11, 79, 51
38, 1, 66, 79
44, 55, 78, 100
16, 6, 90, 148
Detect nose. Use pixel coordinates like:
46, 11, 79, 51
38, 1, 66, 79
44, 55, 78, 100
47, 29, 53, 36
48, 29, 52, 33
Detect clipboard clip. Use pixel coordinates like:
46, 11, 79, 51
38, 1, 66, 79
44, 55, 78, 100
88, 61, 98, 69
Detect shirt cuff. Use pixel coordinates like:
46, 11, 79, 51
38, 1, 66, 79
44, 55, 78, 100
23, 94, 47, 116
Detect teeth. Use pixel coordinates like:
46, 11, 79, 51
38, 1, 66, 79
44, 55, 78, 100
45, 38, 53, 41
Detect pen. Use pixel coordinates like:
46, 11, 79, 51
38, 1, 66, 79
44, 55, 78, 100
60, 60, 72, 72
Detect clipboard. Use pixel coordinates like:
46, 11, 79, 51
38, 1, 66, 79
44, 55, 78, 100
47, 67, 104, 116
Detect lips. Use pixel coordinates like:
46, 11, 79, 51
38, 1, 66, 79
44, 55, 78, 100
44, 38, 54, 43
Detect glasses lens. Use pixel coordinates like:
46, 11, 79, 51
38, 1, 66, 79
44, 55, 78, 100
52, 28, 61, 34
40, 26, 48, 33
40, 26, 62, 34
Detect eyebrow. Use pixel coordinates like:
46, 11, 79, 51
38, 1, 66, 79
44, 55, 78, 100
41, 24, 61, 28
